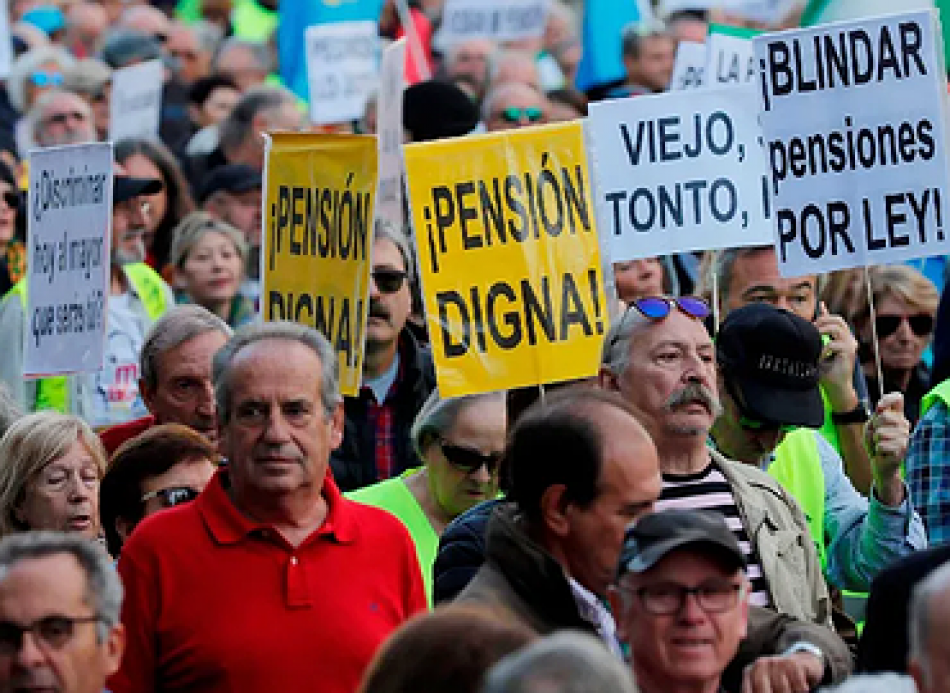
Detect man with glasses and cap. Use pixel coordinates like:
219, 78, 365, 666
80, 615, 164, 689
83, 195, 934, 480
710, 303, 925, 598
0, 168, 173, 426
330, 220, 436, 491
610, 509, 849, 693
599, 295, 832, 626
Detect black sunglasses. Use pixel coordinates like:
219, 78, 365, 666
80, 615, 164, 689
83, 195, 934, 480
875, 314, 933, 339
372, 268, 408, 294
439, 439, 502, 475
141, 486, 200, 508
2, 191, 19, 209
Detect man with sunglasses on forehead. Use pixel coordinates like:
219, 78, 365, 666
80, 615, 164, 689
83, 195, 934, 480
711, 304, 924, 600
29, 88, 97, 148
330, 221, 436, 491
600, 295, 832, 627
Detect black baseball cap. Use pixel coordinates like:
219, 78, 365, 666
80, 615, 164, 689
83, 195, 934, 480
198, 164, 262, 203
617, 510, 746, 578
716, 304, 824, 429
114, 175, 162, 204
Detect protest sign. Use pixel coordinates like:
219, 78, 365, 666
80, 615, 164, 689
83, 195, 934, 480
305, 21, 378, 125
109, 60, 163, 141
262, 133, 376, 395
669, 41, 706, 90
586, 85, 773, 262
754, 10, 950, 276
404, 123, 608, 397
439, 0, 549, 45
374, 39, 406, 233
24, 143, 112, 378
705, 26, 759, 86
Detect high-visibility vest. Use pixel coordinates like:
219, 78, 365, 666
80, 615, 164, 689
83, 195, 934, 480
6, 263, 168, 412
921, 379, 950, 418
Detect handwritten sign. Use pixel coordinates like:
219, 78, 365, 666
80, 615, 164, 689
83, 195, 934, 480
109, 60, 163, 141
305, 21, 379, 125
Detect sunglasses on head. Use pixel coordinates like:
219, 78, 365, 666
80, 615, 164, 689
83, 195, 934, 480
141, 486, 200, 508
30, 70, 63, 87
372, 268, 408, 294
875, 314, 933, 339
499, 106, 543, 124
631, 295, 711, 321
439, 439, 502, 475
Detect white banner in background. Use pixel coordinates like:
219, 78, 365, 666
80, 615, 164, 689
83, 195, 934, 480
668, 41, 706, 90
439, 0, 549, 44
306, 21, 379, 125
109, 60, 163, 141
374, 38, 406, 234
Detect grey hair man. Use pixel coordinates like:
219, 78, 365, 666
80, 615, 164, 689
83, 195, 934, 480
30, 88, 97, 148
111, 321, 426, 693
99, 305, 232, 454
0, 531, 124, 693
481, 632, 638, 693
213, 38, 272, 92
909, 562, 950, 693
619, 21, 675, 95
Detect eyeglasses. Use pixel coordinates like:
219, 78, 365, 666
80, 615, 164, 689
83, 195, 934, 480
631, 295, 710, 321
0, 615, 101, 655
624, 579, 745, 616
875, 314, 934, 339
29, 70, 64, 88
498, 106, 543, 124
372, 268, 408, 294
439, 439, 502, 475
141, 486, 200, 508
2, 191, 19, 209
44, 110, 88, 127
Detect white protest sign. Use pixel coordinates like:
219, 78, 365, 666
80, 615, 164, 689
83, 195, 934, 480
705, 31, 758, 86
306, 21, 379, 125
586, 85, 773, 262
439, 0, 549, 44
668, 41, 706, 90
109, 60, 163, 141
375, 39, 406, 233
754, 10, 950, 276
0, 0, 12, 79
24, 143, 112, 378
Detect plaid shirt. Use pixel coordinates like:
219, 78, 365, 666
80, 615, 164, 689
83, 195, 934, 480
908, 397, 950, 544
362, 359, 406, 482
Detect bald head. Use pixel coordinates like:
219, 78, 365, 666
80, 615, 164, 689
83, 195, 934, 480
120, 5, 170, 40
482, 82, 548, 131
489, 49, 541, 91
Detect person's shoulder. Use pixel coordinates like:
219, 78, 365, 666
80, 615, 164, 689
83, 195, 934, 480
872, 542, 950, 590
344, 496, 415, 540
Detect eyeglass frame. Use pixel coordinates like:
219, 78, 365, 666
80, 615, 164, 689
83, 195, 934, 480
438, 438, 503, 475
619, 578, 747, 616
141, 486, 201, 508
0, 614, 102, 655
371, 268, 409, 294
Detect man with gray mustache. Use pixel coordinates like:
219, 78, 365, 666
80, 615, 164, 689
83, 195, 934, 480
600, 297, 834, 661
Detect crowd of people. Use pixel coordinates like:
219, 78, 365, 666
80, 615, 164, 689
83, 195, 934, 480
0, 0, 949, 693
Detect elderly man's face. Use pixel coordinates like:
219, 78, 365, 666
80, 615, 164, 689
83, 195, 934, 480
37, 93, 96, 148
219, 339, 343, 500
604, 309, 719, 443
448, 39, 494, 94
167, 25, 210, 85
0, 554, 124, 693
486, 85, 547, 132
625, 35, 676, 92
610, 551, 748, 693
724, 248, 818, 322
366, 238, 412, 355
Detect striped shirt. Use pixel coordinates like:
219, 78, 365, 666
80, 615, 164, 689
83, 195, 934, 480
657, 462, 772, 608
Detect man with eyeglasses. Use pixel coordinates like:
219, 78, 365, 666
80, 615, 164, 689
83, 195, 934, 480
609, 509, 848, 693
711, 304, 924, 598
600, 295, 832, 627
0, 531, 124, 693
30, 88, 97, 148
330, 221, 436, 491
482, 82, 549, 132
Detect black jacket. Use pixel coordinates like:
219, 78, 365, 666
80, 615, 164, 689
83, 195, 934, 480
433, 498, 498, 604
330, 330, 436, 492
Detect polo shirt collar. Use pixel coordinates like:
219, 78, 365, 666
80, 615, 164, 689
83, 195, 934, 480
199, 468, 358, 546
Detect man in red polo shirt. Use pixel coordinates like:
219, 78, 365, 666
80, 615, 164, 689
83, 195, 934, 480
109, 321, 427, 693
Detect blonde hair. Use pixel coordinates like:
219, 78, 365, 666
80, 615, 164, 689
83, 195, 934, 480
0, 412, 107, 536
853, 264, 939, 322
170, 211, 248, 270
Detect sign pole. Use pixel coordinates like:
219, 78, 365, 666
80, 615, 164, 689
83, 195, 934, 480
863, 265, 885, 404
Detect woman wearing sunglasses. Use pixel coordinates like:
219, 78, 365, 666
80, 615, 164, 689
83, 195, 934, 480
349, 389, 506, 603
99, 423, 218, 557
853, 265, 939, 425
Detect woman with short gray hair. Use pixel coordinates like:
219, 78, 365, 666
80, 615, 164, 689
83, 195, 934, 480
348, 388, 505, 602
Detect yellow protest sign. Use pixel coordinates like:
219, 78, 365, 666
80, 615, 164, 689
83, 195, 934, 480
263, 132, 376, 396
404, 122, 608, 397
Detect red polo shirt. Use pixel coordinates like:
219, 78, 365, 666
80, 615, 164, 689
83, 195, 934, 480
109, 468, 426, 693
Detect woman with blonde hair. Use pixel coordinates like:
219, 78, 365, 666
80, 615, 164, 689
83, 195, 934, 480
0, 411, 107, 538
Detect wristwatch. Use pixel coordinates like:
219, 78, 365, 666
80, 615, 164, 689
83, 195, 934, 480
783, 641, 825, 666
831, 402, 870, 424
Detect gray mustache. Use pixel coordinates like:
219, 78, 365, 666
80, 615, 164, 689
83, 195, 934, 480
664, 383, 722, 417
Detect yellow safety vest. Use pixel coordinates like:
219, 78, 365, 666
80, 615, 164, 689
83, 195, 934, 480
7, 263, 168, 412
921, 379, 950, 417
770, 428, 827, 568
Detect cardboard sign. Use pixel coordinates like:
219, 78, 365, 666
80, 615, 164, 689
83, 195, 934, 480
305, 21, 379, 125
754, 10, 950, 276
439, 0, 549, 44
586, 85, 773, 262
374, 39, 406, 233
262, 133, 377, 395
404, 123, 608, 397
668, 41, 706, 90
705, 28, 758, 87
24, 143, 113, 377
109, 60, 163, 141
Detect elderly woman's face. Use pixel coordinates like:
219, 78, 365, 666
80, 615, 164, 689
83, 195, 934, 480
870, 293, 935, 372
424, 397, 505, 519
178, 231, 244, 308
15, 438, 101, 539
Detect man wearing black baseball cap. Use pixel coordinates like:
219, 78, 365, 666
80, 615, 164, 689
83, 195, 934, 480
0, 167, 173, 425
711, 304, 925, 596
609, 509, 850, 693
